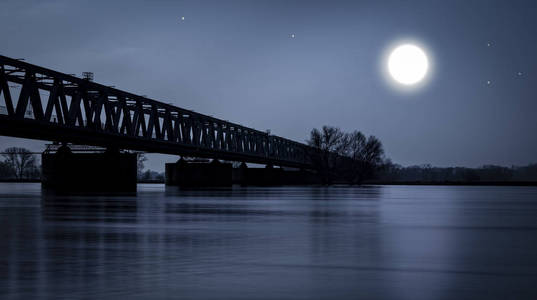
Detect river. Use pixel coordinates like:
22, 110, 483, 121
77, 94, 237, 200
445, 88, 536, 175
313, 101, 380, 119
1, 183, 537, 299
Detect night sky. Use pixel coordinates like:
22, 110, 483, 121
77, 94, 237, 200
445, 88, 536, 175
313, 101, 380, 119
1, 0, 536, 170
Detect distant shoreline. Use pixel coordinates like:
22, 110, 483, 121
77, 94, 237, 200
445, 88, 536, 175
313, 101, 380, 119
0, 179, 41, 183
0, 179, 167, 184
367, 181, 537, 186
1, 179, 536, 187
137, 180, 165, 184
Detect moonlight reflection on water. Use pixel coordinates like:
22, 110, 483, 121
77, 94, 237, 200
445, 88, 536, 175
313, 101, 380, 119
1, 183, 537, 299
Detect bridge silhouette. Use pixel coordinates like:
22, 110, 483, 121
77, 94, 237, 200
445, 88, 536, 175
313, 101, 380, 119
0, 55, 314, 168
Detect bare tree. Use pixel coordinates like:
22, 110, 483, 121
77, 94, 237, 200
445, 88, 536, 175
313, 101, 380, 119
343, 132, 384, 184
307, 126, 385, 184
0, 160, 13, 179
307, 126, 347, 184
2, 147, 37, 180
137, 153, 148, 179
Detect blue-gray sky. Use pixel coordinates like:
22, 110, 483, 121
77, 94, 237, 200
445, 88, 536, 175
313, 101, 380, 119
1, 0, 536, 170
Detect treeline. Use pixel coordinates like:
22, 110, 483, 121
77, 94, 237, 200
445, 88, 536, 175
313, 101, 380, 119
136, 153, 165, 182
2, 140, 536, 184
139, 170, 165, 182
375, 162, 537, 183
307, 126, 385, 184
0, 147, 40, 180
0, 148, 166, 182
306, 126, 537, 185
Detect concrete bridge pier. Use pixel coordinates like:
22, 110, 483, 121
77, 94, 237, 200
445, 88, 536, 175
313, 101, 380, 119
166, 159, 322, 187
41, 145, 137, 194
234, 163, 283, 186
233, 163, 322, 186
165, 159, 233, 187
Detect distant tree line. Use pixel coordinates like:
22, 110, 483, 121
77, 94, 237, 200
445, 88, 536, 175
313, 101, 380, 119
0, 147, 40, 180
306, 125, 385, 184
139, 170, 165, 182
305, 125, 537, 185
376, 161, 537, 183
2, 142, 535, 184
0, 149, 165, 182
136, 153, 165, 182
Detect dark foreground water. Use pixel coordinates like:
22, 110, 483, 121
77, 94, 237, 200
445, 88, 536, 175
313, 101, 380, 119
1, 183, 537, 299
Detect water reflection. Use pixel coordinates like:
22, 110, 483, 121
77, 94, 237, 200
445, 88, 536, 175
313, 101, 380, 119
42, 195, 138, 222
1, 183, 537, 299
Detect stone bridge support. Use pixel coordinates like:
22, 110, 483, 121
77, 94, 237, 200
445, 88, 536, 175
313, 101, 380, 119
165, 159, 233, 187
41, 146, 137, 194
232, 163, 322, 186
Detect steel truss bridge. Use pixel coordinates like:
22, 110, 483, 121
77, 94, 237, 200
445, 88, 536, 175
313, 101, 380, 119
0, 55, 314, 168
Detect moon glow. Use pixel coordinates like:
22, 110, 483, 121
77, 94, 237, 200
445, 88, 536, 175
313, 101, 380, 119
387, 44, 429, 85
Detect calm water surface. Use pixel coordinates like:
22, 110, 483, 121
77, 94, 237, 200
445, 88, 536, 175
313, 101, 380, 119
1, 183, 537, 299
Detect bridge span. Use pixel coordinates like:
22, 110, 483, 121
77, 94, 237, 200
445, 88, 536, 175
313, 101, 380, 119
0, 55, 314, 168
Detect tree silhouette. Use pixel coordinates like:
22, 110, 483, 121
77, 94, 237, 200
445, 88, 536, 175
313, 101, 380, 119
342, 132, 385, 183
2, 147, 37, 180
307, 126, 384, 184
307, 126, 346, 183
137, 153, 148, 179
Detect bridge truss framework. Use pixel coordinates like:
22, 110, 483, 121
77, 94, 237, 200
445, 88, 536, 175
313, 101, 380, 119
0, 55, 314, 168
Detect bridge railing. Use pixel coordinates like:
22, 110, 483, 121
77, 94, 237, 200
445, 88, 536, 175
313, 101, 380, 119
0, 55, 316, 168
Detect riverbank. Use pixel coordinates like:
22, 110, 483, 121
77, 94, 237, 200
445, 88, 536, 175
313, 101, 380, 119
367, 180, 537, 186
3, 179, 537, 186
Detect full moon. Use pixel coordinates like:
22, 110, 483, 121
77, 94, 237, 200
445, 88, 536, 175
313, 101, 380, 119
388, 44, 429, 85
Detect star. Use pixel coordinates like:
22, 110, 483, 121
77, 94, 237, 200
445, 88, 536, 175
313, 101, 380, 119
487, 41, 492, 47
517, 72, 523, 76
486, 80, 491, 85
181, 16, 185, 21
290, 34, 295, 38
